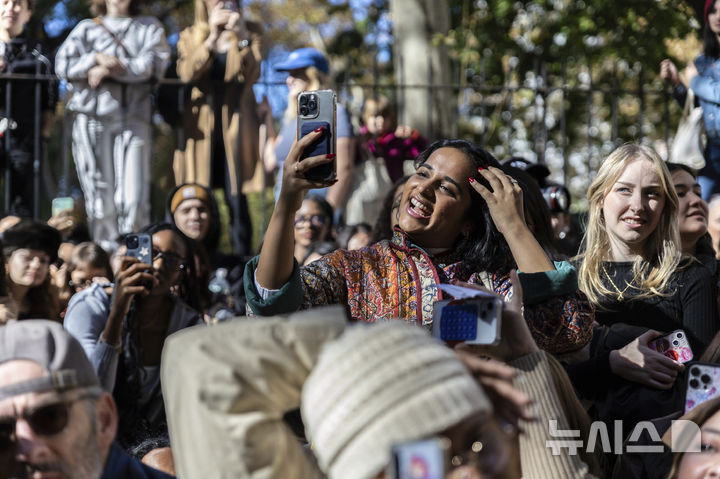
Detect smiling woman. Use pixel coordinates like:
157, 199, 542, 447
244, 137, 594, 354
577, 144, 718, 351
568, 145, 720, 433
2, 220, 60, 321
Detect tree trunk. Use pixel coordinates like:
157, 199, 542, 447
390, 0, 453, 140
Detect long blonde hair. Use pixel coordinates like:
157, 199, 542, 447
577, 143, 682, 306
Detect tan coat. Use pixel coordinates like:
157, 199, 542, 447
173, 21, 262, 196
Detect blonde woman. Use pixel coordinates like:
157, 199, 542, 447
175, 0, 263, 257
575, 144, 717, 386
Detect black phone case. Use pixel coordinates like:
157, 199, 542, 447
299, 120, 334, 181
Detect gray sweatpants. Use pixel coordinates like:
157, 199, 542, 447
71, 113, 151, 251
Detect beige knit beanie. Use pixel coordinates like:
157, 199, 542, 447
301, 322, 492, 479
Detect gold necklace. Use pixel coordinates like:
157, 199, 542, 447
602, 265, 635, 301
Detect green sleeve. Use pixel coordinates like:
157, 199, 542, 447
518, 260, 578, 305
243, 255, 305, 316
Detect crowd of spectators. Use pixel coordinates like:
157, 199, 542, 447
3, 1, 720, 479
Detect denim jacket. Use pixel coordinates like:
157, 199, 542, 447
691, 54, 720, 142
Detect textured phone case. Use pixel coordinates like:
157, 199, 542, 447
648, 330, 693, 363
431, 298, 502, 345
438, 304, 478, 341
685, 363, 720, 413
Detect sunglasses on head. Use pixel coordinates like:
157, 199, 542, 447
0, 392, 97, 449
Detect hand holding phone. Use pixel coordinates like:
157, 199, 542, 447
297, 90, 337, 182
51, 197, 74, 217
647, 330, 693, 363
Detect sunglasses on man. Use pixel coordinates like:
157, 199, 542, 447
0, 392, 98, 451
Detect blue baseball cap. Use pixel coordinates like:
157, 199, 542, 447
275, 47, 329, 74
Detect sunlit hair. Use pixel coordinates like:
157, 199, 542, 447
577, 143, 681, 306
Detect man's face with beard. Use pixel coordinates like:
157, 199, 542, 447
0, 360, 115, 479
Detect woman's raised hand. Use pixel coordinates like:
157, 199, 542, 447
278, 127, 337, 210
470, 166, 525, 236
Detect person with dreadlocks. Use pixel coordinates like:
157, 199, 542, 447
64, 222, 204, 449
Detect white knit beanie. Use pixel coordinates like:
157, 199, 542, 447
301, 322, 492, 479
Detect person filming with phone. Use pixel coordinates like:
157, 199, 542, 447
174, 0, 263, 258
264, 47, 356, 218
246, 137, 593, 355
63, 223, 203, 450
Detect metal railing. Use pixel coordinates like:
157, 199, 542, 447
0, 61, 678, 218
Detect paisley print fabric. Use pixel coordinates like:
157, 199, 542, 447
298, 231, 593, 353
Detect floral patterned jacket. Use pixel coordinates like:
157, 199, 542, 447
245, 231, 594, 353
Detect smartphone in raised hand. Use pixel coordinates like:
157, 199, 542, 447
124, 234, 152, 265
296, 89, 337, 182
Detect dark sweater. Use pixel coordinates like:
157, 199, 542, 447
595, 260, 718, 353
566, 259, 719, 433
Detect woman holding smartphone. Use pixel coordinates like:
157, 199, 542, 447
64, 223, 203, 448
174, 0, 262, 258
245, 135, 594, 354
576, 145, 718, 370
566, 145, 719, 471
264, 47, 356, 216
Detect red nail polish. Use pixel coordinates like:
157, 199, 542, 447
477, 166, 485, 171
468, 177, 475, 183
314, 126, 325, 132
326, 153, 336, 159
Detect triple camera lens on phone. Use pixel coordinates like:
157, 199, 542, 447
299, 94, 318, 117
689, 366, 713, 390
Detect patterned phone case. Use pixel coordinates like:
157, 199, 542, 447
685, 363, 720, 413
648, 330, 693, 363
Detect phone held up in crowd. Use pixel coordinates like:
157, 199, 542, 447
297, 89, 337, 182
124, 233, 153, 291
